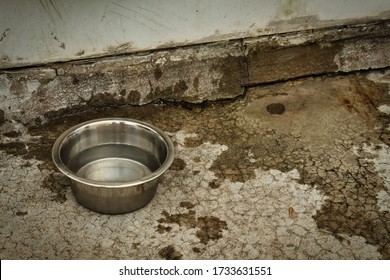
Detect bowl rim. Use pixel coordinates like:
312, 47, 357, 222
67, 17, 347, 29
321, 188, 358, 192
52, 118, 175, 188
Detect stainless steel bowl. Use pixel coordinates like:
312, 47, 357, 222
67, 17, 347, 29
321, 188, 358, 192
52, 118, 174, 214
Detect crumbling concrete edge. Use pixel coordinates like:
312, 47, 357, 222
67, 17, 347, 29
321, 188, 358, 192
0, 20, 390, 125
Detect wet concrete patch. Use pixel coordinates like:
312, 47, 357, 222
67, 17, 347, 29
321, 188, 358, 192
0, 109, 5, 125
158, 210, 228, 244
41, 173, 70, 203
158, 245, 183, 260
157, 224, 173, 234
180, 201, 195, 209
0, 142, 27, 157
196, 216, 228, 244
158, 210, 197, 229
170, 158, 186, 171
266, 103, 285, 114
2, 131, 22, 138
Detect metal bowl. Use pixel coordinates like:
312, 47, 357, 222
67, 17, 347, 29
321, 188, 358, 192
52, 118, 174, 214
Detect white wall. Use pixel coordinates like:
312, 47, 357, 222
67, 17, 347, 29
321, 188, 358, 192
1, 0, 390, 69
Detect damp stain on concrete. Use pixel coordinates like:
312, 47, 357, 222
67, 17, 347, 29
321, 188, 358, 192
158, 245, 183, 260
154, 65, 163, 80
41, 173, 70, 204
0, 70, 389, 259
266, 103, 286, 114
0, 109, 5, 125
2, 131, 22, 138
147, 80, 189, 101
195, 216, 228, 244
157, 210, 228, 244
170, 158, 186, 171
0, 142, 27, 157
180, 201, 195, 209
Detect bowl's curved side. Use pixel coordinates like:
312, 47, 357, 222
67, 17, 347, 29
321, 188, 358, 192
71, 178, 159, 214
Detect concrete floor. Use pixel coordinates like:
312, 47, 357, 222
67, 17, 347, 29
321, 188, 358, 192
0, 70, 389, 259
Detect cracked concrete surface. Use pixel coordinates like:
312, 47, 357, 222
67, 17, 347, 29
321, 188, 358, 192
1, 70, 390, 259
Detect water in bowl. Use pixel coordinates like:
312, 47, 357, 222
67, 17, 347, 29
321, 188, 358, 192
67, 144, 160, 183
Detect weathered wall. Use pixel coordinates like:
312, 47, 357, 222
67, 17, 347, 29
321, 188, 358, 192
1, 21, 389, 125
1, 1, 390, 125
1, 0, 390, 69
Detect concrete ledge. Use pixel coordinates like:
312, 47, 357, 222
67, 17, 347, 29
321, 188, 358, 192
245, 20, 390, 85
0, 42, 247, 124
0, 20, 389, 124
